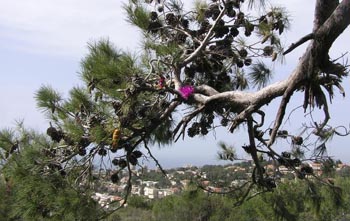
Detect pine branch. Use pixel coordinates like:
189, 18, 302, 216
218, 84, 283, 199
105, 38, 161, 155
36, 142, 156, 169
180, 5, 227, 67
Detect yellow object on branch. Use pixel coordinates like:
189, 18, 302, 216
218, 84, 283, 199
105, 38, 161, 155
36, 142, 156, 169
112, 128, 120, 150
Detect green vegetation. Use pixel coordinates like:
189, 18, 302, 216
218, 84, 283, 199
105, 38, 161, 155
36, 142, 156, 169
0, 126, 103, 220
108, 177, 350, 221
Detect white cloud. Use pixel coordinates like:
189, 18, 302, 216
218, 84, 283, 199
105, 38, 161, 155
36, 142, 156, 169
0, 0, 140, 57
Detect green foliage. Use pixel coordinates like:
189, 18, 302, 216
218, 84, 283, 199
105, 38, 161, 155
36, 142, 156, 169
249, 62, 272, 89
152, 189, 213, 221
81, 39, 141, 98
143, 40, 183, 62
217, 142, 237, 161
127, 195, 153, 210
149, 177, 350, 221
65, 86, 93, 113
5, 148, 102, 220
0, 127, 103, 220
62, 118, 85, 141
321, 157, 336, 177
193, 0, 208, 22
35, 85, 62, 114
0, 176, 13, 220
148, 117, 174, 146
0, 128, 15, 160
107, 207, 152, 221
338, 166, 350, 177
124, 0, 150, 31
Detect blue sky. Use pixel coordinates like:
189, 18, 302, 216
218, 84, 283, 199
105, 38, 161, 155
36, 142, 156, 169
0, 0, 349, 168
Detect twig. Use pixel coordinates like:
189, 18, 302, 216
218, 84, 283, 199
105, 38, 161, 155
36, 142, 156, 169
331, 51, 349, 63
181, 6, 227, 67
253, 110, 265, 129
283, 105, 303, 128
229, 104, 256, 133
98, 162, 133, 220
144, 141, 168, 177
233, 183, 255, 207
173, 105, 205, 142
267, 83, 296, 148
334, 125, 350, 136
247, 117, 264, 181
312, 100, 330, 135
159, 100, 180, 119
283, 33, 314, 55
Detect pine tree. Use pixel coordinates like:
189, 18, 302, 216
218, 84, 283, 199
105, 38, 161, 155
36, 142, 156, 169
2, 0, 350, 219
0, 123, 103, 220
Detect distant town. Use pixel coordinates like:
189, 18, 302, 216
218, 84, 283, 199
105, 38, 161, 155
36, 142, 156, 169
92, 160, 350, 208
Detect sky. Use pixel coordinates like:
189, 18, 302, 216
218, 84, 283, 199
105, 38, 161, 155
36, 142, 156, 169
0, 0, 349, 168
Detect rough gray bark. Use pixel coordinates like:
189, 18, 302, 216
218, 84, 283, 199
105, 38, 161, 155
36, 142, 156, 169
313, 0, 339, 32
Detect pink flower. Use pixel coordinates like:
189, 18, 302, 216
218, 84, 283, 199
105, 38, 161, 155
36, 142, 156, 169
179, 85, 195, 100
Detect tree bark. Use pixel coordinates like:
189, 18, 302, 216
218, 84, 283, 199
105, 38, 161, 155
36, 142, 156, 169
313, 0, 339, 32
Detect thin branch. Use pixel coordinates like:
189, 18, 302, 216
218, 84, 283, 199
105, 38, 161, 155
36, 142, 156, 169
283, 105, 304, 127
332, 51, 349, 63
229, 104, 256, 132
233, 183, 255, 207
173, 105, 205, 142
144, 141, 168, 177
247, 116, 263, 181
283, 33, 314, 55
99, 163, 133, 220
144, 59, 158, 81
267, 84, 296, 148
333, 125, 350, 136
253, 110, 265, 129
244, 189, 270, 202
180, 6, 227, 67
165, 25, 201, 44
312, 100, 330, 135
159, 100, 181, 120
